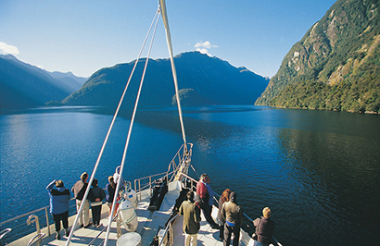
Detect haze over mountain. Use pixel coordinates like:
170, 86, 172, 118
255, 0, 380, 113
0, 54, 86, 110
48, 71, 86, 92
62, 52, 269, 108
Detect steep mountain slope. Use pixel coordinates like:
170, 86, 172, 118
0, 55, 82, 109
62, 52, 269, 108
255, 0, 380, 113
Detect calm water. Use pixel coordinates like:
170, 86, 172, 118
1, 106, 380, 246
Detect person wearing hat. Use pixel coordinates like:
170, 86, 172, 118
71, 172, 91, 228
46, 179, 70, 239
221, 191, 243, 246
252, 207, 275, 246
179, 191, 201, 246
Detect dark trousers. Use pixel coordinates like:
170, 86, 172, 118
224, 223, 240, 246
219, 222, 225, 239
91, 205, 102, 225
53, 211, 69, 232
199, 202, 217, 227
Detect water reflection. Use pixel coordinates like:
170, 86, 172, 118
277, 124, 380, 244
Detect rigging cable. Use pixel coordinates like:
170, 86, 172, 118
104, 7, 161, 246
65, 8, 161, 246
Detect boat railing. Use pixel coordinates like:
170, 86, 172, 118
157, 213, 179, 246
0, 197, 77, 245
178, 173, 283, 246
133, 143, 193, 200
26, 233, 45, 246
0, 228, 12, 240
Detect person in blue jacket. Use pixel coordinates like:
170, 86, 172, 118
46, 179, 71, 239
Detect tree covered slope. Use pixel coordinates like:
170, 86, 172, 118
255, 0, 380, 113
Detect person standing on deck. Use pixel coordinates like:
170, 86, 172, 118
253, 207, 275, 246
221, 192, 243, 246
89, 178, 106, 227
71, 172, 91, 228
46, 179, 71, 239
106, 176, 116, 217
196, 173, 219, 229
113, 166, 125, 192
218, 188, 231, 241
179, 191, 201, 246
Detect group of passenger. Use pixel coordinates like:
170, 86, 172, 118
179, 173, 275, 246
46, 167, 122, 240
47, 170, 275, 244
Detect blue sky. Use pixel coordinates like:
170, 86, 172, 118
0, 0, 336, 78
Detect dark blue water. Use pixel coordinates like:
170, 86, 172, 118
1, 106, 380, 246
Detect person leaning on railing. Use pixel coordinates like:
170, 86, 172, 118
252, 207, 275, 246
196, 173, 219, 229
218, 188, 231, 241
221, 191, 243, 246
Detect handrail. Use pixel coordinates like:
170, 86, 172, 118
158, 213, 179, 246
26, 233, 45, 246
133, 143, 192, 199
0, 197, 76, 227
0, 197, 77, 244
0, 228, 12, 239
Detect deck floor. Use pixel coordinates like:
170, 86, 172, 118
7, 181, 252, 246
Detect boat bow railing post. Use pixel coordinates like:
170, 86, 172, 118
26, 215, 43, 246
26, 233, 45, 246
43, 207, 51, 236
0, 228, 12, 240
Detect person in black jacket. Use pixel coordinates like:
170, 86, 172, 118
253, 207, 275, 246
89, 178, 106, 227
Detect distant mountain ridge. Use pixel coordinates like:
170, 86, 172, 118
48, 71, 86, 92
62, 52, 269, 108
0, 55, 86, 110
255, 0, 380, 113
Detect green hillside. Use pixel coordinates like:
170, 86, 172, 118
255, 0, 380, 113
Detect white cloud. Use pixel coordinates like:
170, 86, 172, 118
196, 48, 208, 54
194, 41, 218, 56
194, 41, 218, 49
0, 42, 20, 55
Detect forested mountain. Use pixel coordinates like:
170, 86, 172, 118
0, 55, 85, 109
62, 52, 269, 108
255, 0, 380, 113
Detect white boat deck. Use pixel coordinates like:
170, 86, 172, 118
7, 181, 252, 246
